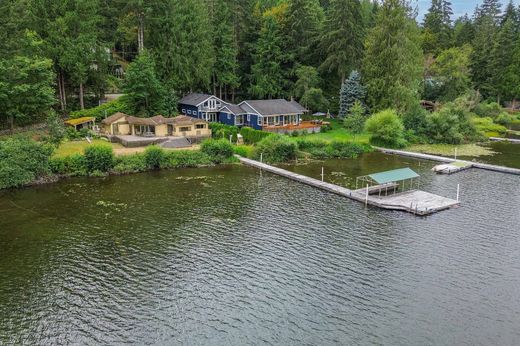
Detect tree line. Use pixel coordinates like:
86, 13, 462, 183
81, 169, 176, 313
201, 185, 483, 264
1, 0, 519, 129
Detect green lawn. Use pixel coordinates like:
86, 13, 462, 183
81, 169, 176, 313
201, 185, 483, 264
53, 139, 123, 158
296, 117, 371, 145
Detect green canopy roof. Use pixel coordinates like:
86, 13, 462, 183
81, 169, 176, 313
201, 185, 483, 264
368, 168, 419, 184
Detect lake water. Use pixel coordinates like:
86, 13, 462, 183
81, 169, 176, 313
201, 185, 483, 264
1, 153, 520, 345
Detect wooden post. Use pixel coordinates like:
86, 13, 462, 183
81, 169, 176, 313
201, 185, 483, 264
365, 184, 369, 207
260, 153, 263, 163
321, 167, 324, 182
454, 148, 458, 160
456, 184, 460, 202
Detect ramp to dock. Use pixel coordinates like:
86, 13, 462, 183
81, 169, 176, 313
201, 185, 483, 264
237, 156, 459, 216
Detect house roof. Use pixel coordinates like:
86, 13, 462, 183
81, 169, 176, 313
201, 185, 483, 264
179, 93, 215, 106
171, 115, 207, 126
220, 103, 247, 115
101, 112, 128, 124
289, 100, 308, 112
65, 117, 95, 126
124, 115, 207, 126
240, 99, 304, 116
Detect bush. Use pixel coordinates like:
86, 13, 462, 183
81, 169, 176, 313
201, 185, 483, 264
365, 109, 407, 148
49, 154, 86, 176
45, 111, 65, 146
495, 112, 517, 126
343, 101, 366, 133
209, 123, 239, 141
112, 154, 147, 174
471, 117, 507, 136
233, 145, 254, 158
84, 144, 114, 173
66, 127, 82, 141
474, 101, 502, 119
164, 150, 213, 168
144, 145, 165, 169
69, 96, 132, 122
240, 126, 273, 144
253, 135, 297, 163
0, 137, 53, 189
200, 139, 234, 163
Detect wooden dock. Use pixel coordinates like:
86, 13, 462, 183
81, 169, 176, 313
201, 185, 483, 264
377, 148, 520, 175
489, 137, 520, 144
237, 156, 459, 216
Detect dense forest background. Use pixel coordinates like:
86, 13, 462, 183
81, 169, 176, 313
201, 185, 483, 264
1, 0, 520, 129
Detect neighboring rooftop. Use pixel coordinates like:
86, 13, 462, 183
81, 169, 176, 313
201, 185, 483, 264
179, 93, 215, 106
101, 112, 128, 124
240, 99, 304, 116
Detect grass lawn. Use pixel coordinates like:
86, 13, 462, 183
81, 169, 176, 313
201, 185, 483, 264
296, 117, 371, 145
406, 143, 496, 157
53, 139, 123, 158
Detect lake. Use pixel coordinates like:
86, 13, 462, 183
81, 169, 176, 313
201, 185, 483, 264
1, 153, 520, 345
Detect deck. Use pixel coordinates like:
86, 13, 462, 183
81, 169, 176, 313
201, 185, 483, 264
237, 156, 459, 216
263, 121, 329, 134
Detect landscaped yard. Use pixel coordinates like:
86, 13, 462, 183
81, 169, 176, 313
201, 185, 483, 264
53, 139, 123, 158
297, 117, 370, 145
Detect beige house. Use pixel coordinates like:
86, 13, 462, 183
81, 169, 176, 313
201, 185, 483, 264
101, 113, 211, 139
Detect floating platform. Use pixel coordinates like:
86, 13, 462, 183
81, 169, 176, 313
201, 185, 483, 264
432, 161, 472, 174
237, 156, 459, 216
489, 137, 520, 144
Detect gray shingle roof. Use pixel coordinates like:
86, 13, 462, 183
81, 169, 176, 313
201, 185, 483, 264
179, 93, 214, 106
289, 100, 307, 112
220, 103, 246, 114
240, 99, 304, 116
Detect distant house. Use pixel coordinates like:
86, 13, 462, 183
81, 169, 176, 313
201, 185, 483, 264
178, 93, 307, 131
101, 113, 211, 139
64, 117, 96, 131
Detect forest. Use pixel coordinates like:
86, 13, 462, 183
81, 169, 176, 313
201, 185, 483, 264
1, 0, 520, 146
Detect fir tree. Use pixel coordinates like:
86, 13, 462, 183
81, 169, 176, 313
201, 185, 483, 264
453, 14, 475, 46
320, 0, 363, 83
480, 0, 503, 24
249, 15, 288, 99
492, 17, 518, 102
422, 0, 453, 54
338, 70, 366, 118
363, 0, 423, 113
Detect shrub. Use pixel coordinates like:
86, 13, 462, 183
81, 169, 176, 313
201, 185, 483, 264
112, 154, 147, 174
0, 137, 53, 189
253, 135, 297, 163
421, 103, 482, 144
471, 117, 507, 136
66, 127, 82, 141
164, 150, 213, 168
343, 101, 366, 133
209, 123, 239, 141
201, 139, 234, 163
233, 145, 254, 158
365, 109, 406, 148
45, 111, 65, 146
474, 101, 502, 119
144, 145, 165, 169
495, 112, 517, 126
240, 126, 272, 144
83, 144, 114, 173
49, 154, 86, 176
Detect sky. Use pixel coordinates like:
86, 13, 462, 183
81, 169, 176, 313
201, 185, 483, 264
416, 0, 520, 20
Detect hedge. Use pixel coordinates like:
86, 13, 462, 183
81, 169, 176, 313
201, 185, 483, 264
240, 126, 272, 144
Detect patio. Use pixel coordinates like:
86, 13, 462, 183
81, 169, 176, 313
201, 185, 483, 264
263, 120, 329, 134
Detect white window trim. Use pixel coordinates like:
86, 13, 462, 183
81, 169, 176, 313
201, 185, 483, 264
182, 109, 186, 114
187, 110, 191, 115
227, 113, 231, 120
247, 114, 250, 122
258, 116, 262, 126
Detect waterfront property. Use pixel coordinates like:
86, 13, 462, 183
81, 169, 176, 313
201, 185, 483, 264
178, 93, 321, 133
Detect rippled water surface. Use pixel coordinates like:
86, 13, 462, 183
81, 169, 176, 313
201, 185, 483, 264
1, 154, 520, 345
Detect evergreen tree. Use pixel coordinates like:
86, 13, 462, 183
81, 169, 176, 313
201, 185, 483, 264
501, 0, 519, 26
249, 15, 288, 99
492, 18, 518, 102
293, 66, 321, 99
212, 0, 240, 100
480, 0, 503, 24
284, 0, 324, 66
422, 0, 453, 54
320, 0, 363, 83
453, 14, 475, 46
122, 51, 166, 116
430, 45, 472, 101
363, 0, 423, 113
148, 0, 213, 93
338, 70, 366, 118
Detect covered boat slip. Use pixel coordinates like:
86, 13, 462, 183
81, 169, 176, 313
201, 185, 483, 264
355, 167, 420, 194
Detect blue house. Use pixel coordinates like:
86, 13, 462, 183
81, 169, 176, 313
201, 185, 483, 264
178, 93, 307, 131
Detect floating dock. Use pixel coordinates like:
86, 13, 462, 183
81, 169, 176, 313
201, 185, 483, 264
432, 161, 472, 174
376, 148, 520, 175
489, 137, 520, 144
237, 156, 459, 216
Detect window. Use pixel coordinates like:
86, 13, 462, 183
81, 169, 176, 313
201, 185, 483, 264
258, 116, 262, 126
187, 110, 192, 115
247, 114, 250, 122
181, 109, 186, 114
180, 126, 191, 132
196, 124, 205, 129
227, 113, 231, 120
